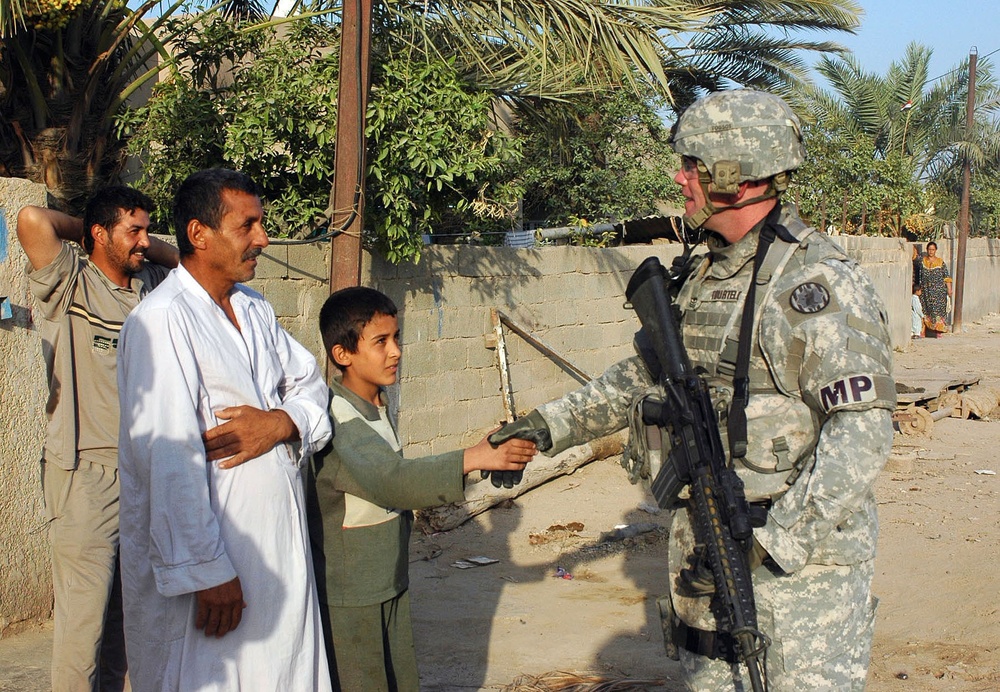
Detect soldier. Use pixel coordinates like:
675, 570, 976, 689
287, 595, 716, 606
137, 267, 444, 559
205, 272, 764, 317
491, 90, 895, 691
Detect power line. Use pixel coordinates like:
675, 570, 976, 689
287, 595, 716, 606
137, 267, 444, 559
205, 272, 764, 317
926, 46, 1000, 84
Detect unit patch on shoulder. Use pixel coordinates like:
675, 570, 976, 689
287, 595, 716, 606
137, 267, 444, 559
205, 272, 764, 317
789, 282, 830, 314
818, 375, 876, 413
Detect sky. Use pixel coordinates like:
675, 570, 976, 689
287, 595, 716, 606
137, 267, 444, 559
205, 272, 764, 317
818, 1, 1000, 83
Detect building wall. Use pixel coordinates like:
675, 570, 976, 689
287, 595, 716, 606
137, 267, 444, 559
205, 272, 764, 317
3, 178, 1000, 629
0, 179, 53, 634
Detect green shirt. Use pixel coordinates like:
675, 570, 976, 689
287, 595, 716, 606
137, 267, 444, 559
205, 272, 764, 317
307, 379, 465, 607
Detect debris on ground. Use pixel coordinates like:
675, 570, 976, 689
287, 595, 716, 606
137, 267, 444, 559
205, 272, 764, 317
450, 556, 500, 569
500, 670, 667, 691
528, 522, 585, 545
598, 523, 659, 544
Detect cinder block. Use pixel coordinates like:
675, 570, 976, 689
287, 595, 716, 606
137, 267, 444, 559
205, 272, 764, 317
438, 338, 471, 370
449, 367, 484, 402
469, 339, 496, 370
264, 282, 302, 318
399, 407, 440, 445
442, 307, 488, 339
397, 279, 440, 312
254, 246, 291, 280
435, 401, 471, 438
285, 243, 330, 282
400, 344, 440, 378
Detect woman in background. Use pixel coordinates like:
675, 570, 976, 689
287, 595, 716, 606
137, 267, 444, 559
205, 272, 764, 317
919, 241, 953, 337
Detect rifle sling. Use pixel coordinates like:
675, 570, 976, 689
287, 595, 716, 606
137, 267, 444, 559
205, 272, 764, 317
727, 226, 774, 460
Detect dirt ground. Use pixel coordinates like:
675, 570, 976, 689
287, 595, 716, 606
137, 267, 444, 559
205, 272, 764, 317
3, 315, 1000, 691
407, 313, 1000, 691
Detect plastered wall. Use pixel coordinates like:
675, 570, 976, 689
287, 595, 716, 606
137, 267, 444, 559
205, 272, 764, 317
0, 178, 53, 635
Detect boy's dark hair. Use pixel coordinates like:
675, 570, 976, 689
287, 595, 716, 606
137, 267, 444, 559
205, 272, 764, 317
82, 186, 154, 254
173, 168, 262, 257
320, 287, 398, 370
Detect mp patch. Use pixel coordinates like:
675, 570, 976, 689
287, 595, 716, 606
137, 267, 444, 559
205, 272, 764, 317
819, 375, 876, 413
789, 281, 830, 314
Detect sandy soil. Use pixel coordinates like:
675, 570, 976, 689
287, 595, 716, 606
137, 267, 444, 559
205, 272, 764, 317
409, 313, 1000, 691
3, 316, 999, 691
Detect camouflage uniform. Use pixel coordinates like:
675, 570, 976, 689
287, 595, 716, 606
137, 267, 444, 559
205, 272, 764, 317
535, 201, 895, 691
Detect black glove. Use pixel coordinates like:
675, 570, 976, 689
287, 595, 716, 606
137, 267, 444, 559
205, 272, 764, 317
677, 539, 770, 598
485, 469, 523, 489
482, 411, 552, 489
487, 410, 552, 451
677, 545, 715, 597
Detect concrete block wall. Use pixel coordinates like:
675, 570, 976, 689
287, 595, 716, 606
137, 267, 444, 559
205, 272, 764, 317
366, 245, 683, 456
246, 241, 331, 361
0, 179, 53, 635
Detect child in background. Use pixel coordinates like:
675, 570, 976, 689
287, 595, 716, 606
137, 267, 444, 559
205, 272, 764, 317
307, 286, 537, 691
912, 285, 925, 338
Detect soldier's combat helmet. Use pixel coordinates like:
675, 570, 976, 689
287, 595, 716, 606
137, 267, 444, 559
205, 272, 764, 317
670, 89, 805, 229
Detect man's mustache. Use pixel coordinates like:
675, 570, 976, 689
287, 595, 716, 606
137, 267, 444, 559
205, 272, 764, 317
242, 248, 263, 262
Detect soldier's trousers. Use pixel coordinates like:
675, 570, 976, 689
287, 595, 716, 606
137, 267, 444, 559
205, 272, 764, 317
43, 460, 127, 692
678, 559, 877, 692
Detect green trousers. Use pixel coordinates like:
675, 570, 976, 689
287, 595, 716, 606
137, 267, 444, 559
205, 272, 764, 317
324, 589, 420, 692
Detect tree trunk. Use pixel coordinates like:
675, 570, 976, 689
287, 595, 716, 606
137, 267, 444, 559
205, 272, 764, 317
416, 431, 627, 533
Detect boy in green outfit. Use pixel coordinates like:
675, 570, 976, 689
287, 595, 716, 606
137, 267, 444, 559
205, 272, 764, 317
307, 286, 537, 691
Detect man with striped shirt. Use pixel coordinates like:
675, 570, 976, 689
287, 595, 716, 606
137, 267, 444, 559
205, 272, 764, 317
17, 188, 178, 691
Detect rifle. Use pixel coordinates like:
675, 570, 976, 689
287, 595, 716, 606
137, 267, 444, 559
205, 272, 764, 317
625, 255, 770, 692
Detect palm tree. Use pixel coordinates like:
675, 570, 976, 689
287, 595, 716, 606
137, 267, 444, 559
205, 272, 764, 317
1, 0, 188, 212
0, 0, 275, 213
804, 42, 1000, 233
278, 0, 862, 107
2, 0, 862, 213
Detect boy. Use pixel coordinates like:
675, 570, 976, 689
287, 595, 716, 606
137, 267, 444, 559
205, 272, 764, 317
307, 286, 537, 691
912, 285, 925, 338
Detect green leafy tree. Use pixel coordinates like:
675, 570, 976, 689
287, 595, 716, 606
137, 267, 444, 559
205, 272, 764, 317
798, 43, 1000, 236
121, 18, 339, 235
792, 120, 927, 236
4, 0, 862, 235
123, 17, 521, 262
517, 88, 682, 226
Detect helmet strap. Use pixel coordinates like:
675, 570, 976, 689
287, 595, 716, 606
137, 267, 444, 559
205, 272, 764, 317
682, 174, 781, 229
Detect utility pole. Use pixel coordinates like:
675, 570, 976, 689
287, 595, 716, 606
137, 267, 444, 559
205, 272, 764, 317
954, 47, 977, 333
328, 0, 373, 292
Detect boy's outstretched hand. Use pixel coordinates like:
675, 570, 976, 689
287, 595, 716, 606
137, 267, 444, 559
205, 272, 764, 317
463, 434, 537, 477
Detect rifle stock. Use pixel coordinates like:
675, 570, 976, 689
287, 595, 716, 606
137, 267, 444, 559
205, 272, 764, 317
625, 256, 770, 692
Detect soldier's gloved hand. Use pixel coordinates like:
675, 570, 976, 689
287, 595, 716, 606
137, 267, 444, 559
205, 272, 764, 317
482, 411, 551, 489
487, 410, 552, 452
677, 538, 770, 597
486, 469, 523, 489
677, 545, 715, 597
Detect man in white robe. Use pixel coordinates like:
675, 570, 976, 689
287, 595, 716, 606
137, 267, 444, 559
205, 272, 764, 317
117, 168, 333, 691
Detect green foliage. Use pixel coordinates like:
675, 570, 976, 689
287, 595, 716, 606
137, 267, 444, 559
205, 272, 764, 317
122, 18, 521, 261
122, 18, 340, 235
793, 121, 927, 236
798, 44, 1000, 237
517, 88, 682, 228
365, 56, 522, 263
